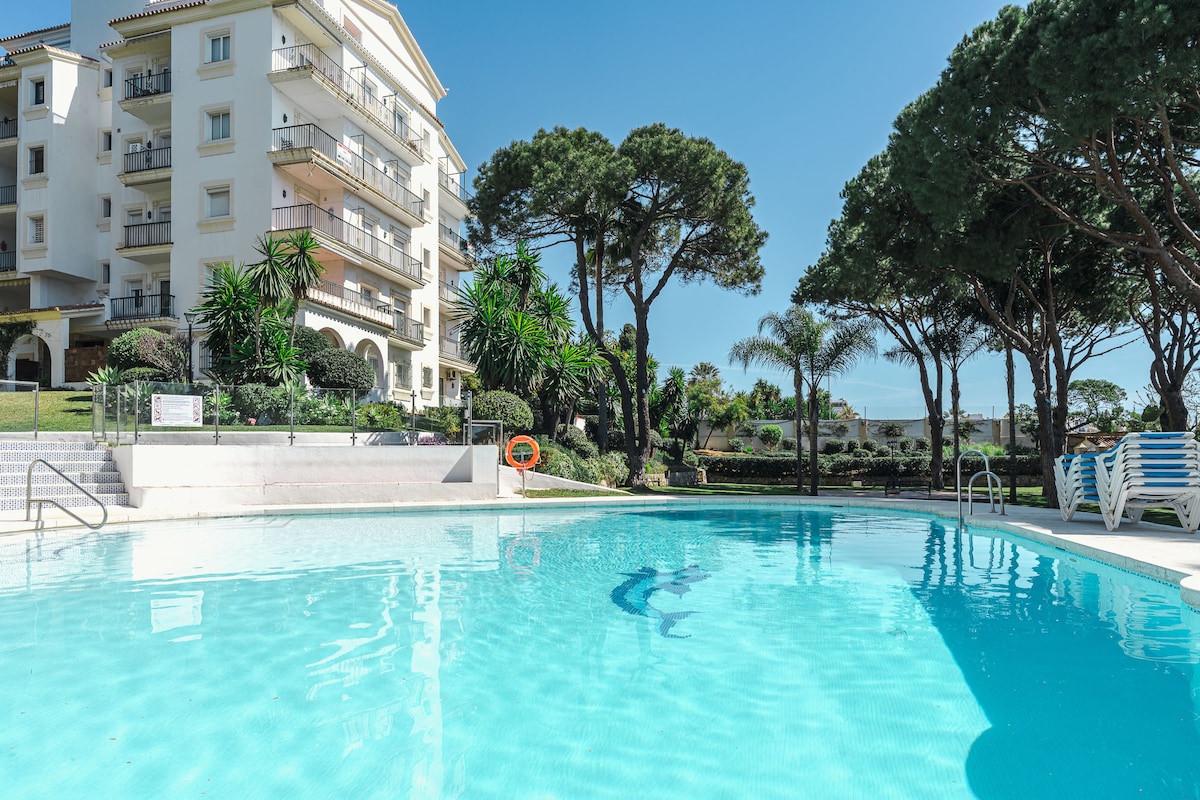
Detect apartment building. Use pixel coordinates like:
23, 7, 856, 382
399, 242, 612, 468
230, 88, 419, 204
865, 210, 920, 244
0, 0, 475, 409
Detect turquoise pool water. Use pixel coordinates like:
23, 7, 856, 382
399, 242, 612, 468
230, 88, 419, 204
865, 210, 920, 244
2, 503, 1198, 798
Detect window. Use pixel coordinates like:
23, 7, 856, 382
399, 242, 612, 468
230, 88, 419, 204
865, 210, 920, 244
28, 146, 45, 175
206, 32, 231, 63
101, 197, 112, 218
422, 366, 433, 389
101, 130, 112, 152
206, 110, 231, 141
29, 215, 45, 245
100, 261, 110, 284
30, 78, 45, 106
205, 186, 230, 218
102, 69, 113, 88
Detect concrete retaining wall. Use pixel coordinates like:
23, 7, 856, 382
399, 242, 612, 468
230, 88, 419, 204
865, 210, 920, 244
111, 444, 500, 508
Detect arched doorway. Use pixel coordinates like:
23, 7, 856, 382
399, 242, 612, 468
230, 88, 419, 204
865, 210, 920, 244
14, 335, 51, 385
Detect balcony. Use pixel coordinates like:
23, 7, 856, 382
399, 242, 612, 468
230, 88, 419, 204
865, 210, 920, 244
119, 71, 172, 124
110, 293, 174, 322
0, 118, 15, 141
271, 204, 424, 288
117, 220, 172, 263
438, 168, 471, 215
0, 252, 14, 273
269, 45, 426, 166
0, 184, 14, 207
438, 223, 474, 271
124, 71, 171, 100
390, 311, 425, 349
439, 336, 474, 372
269, 125, 423, 225
120, 146, 172, 186
305, 279, 394, 327
438, 281, 460, 304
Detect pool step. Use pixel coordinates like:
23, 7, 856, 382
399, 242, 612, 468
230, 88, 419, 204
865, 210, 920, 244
0, 440, 129, 511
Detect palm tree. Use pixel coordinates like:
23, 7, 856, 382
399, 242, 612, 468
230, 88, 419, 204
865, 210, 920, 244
730, 304, 875, 495
247, 234, 293, 368
283, 229, 324, 350
193, 261, 257, 383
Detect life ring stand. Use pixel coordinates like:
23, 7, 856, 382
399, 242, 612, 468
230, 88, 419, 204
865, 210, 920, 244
505, 435, 540, 471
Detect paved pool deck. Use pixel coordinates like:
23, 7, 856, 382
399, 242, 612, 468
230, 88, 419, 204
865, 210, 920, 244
3, 490, 1198, 609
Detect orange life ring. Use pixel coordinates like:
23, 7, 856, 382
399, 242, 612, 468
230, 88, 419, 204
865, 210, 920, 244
505, 435, 540, 471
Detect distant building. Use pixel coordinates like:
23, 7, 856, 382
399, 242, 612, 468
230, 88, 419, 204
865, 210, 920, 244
0, 0, 474, 409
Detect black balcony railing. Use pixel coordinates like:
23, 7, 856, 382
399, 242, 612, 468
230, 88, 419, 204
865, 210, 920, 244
121, 220, 172, 249
272, 204, 423, 283
439, 224, 471, 257
124, 71, 172, 100
0, 118, 16, 140
111, 293, 174, 320
123, 146, 172, 174
0, 184, 14, 205
0, 252, 14, 273
438, 168, 472, 204
271, 125, 423, 217
393, 312, 425, 344
271, 45, 425, 158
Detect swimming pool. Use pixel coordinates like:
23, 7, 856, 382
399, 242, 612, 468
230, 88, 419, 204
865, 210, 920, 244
2, 502, 1198, 798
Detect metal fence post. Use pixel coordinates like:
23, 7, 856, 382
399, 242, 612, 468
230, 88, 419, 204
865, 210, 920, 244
32, 383, 38, 440
133, 381, 140, 444
350, 388, 357, 446
213, 384, 221, 444
289, 388, 295, 446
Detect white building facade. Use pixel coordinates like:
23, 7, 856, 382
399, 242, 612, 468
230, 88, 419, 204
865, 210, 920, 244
0, 0, 474, 409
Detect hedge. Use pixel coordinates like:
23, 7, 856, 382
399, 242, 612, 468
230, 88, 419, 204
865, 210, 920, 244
696, 453, 1042, 481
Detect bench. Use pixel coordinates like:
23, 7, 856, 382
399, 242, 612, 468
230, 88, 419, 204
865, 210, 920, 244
883, 475, 932, 497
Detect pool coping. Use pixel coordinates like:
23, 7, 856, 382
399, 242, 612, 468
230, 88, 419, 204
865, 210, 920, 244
4, 493, 1199, 611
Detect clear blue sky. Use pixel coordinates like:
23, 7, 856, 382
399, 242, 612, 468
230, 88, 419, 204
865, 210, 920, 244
9, 1, 1152, 420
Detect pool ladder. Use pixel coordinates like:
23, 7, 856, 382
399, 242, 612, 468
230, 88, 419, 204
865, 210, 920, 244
25, 459, 109, 531
956, 449, 1004, 527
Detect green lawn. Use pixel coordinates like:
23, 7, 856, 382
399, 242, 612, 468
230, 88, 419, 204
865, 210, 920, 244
0, 391, 93, 432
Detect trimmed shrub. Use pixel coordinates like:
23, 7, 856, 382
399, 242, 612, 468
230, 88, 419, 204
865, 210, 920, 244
758, 424, 783, 450
823, 439, 845, 455
307, 349, 375, 392
897, 437, 914, 452
781, 437, 797, 451
728, 437, 745, 452
913, 436, 932, 451
121, 366, 166, 383
474, 390, 534, 433
361, 402, 404, 430
860, 438, 879, 453
586, 453, 630, 486
230, 383, 290, 424
558, 425, 599, 460
293, 327, 333, 361
107, 328, 159, 370
532, 437, 577, 480
844, 439, 861, 453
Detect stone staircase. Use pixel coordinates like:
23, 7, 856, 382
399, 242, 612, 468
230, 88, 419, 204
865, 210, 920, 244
0, 440, 129, 512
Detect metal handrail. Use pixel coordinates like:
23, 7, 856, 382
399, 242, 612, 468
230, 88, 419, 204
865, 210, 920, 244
956, 448, 1005, 526
25, 458, 109, 530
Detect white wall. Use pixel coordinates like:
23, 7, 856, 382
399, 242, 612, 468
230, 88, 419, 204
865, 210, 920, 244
112, 443, 500, 507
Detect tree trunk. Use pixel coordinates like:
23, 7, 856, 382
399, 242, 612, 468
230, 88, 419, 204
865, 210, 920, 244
793, 371, 804, 492
1028, 361, 1060, 507
1160, 386, 1189, 431
807, 385, 820, 496
1006, 344, 1017, 504
950, 367, 961, 487
629, 305, 654, 487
